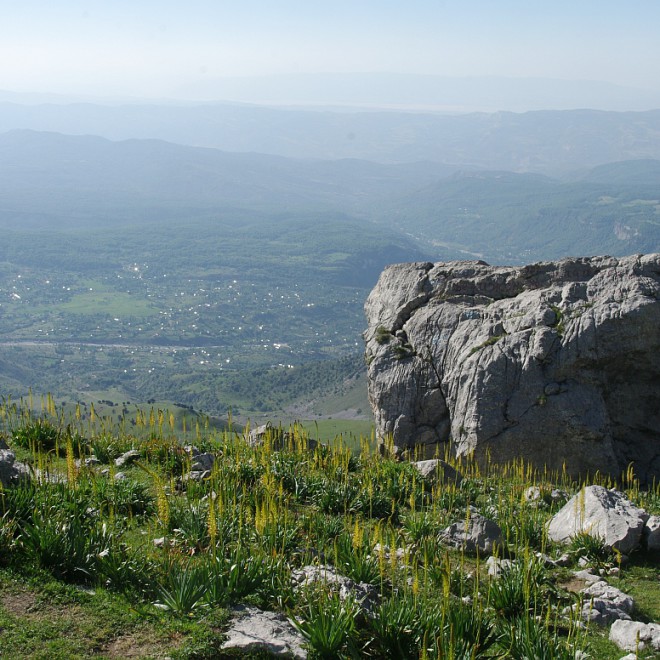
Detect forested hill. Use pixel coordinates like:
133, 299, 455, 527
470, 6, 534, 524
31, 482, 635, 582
381, 165, 660, 262
0, 129, 454, 228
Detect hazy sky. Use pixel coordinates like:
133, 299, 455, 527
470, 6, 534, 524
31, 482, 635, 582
3, 0, 660, 101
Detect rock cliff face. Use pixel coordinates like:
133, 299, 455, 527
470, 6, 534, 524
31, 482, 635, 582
364, 255, 660, 481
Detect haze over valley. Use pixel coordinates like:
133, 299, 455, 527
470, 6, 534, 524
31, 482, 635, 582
1, 108, 659, 423
1, 1, 660, 425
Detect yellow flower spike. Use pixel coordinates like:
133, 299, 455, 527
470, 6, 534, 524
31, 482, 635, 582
208, 496, 217, 548
66, 434, 77, 487
155, 476, 170, 530
352, 517, 362, 550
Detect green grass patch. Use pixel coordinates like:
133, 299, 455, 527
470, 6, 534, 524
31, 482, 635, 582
59, 291, 157, 317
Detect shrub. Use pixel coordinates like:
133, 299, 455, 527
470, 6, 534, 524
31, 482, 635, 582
0, 512, 18, 563
368, 592, 420, 659
333, 533, 381, 586
487, 555, 556, 620
154, 559, 209, 615
12, 418, 60, 452
428, 599, 496, 660
96, 543, 157, 597
498, 616, 582, 660
374, 326, 392, 345
204, 547, 277, 607
168, 498, 210, 551
80, 476, 155, 518
21, 512, 111, 582
569, 531, 613, 568
292, 591, 361, 659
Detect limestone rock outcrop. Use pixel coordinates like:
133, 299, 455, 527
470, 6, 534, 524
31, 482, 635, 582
364, 255, 660, 480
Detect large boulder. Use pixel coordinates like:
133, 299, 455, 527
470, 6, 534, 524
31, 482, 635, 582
547, 485, 648, 554
609, 619, 660, 653
364, 255, 660, 481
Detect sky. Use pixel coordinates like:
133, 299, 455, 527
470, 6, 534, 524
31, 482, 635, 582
2, 0, 660, 104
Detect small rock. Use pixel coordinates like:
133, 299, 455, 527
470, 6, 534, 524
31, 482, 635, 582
372, 543, 408, 561
114, 449, 141, 468
524, 486, 542, 501
534, 552, 562, 567
0, 448, 31, 487
440, 507, 503, 555
190, 452, 215, 472
113, 471, 127, 481
572, 569, 602, 585
412, 459, 463, 484
248, 423, 317, 451
486, 556, 513, 577
221, 605, 307, 659
291, 565, 378, 613
550, 488, 569, 503
544, 382, 561, 396
184, 470, 211, 482
76, 456, 102, 468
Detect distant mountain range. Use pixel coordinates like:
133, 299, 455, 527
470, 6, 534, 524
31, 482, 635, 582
4, 74, 660, 112
0, 129, 657, 263
2, 102, 660, 175
0, 129, 452, 228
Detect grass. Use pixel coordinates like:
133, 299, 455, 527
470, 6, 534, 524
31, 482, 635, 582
297, 419, 375, 450
59, 291, 157, 318
0, 398, 658, 659
0, 566, 227, 659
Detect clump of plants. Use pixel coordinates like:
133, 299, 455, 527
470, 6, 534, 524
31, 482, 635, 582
0, 396, 658, 659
